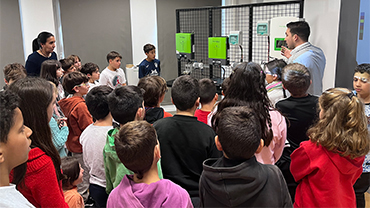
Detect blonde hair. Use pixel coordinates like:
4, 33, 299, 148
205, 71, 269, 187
308, 88, 370, 158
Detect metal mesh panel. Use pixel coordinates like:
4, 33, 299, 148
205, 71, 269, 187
252, 3, 301, 64
176, 1, 303, 81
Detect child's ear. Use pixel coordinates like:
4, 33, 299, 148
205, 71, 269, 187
282, 84, 286, 90
214, 93, 219, 101
310, 80, 312, 85
154, 143, 161, 160
195, 97, 200, 108
73, 86, 80, 93
135, 107, 145, 121
4, 79, 8, 85
0, 144, 4, 164
255, 139, 264, 154
215, 136, 223, 151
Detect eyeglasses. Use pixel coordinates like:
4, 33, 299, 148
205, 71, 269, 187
74, 83, 89, 88
353, 76, 369, 84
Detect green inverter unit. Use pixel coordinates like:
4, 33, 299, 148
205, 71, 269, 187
176, 33, 194, 59
208, 37, 229, 65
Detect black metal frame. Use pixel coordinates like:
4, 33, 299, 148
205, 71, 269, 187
176, 0, 304, 79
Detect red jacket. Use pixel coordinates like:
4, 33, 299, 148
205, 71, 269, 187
58, 96, 93, 153
291, 140, 364, 207
10, 148, 68, 208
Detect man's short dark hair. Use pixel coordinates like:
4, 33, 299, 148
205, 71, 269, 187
85, 85, 113, 120
138, 76, 167, 107
282, 63, 311, 96
62, 71, 89, 94
171, 75, 199, 111
106, 51, 122, 63
115, 120, 157, 179
213, 106, 261, 160
287, 21, 310, 42
354, 63, 370, 75
0, 90, 19, 143
108, 85, 144, 125
80, 62, 99, 76
3, 63, 27, 83
143, 44, 156, 54
199, 78, 216, 104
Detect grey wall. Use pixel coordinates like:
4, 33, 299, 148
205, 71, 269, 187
59, 0, 133, 71
0, 0, 24, 87
335, 0, 360, 89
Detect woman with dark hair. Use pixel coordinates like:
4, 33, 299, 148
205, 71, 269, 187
9, 77, 68, 208
25, 31, 57, 76
212, 62, 287, 165
264, 59, 288, 106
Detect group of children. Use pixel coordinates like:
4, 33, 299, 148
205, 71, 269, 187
1, 43, 370, 208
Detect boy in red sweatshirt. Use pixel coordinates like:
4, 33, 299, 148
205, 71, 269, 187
58, 71, 93, 201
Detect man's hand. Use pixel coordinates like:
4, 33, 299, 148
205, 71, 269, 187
281, 46, 292, 59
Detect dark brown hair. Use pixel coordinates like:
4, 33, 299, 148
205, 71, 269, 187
115, 121, 157, 179
213, 62, 273, 146
3, 63, 27, 83
62, 71, 89, 94
61, 157, 81, 190
9, 77, 63, 186
138, 76, 167, 107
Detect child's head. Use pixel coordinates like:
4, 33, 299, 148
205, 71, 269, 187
61, 157, 83, 190
171, 75, 200, 111
3, 63, 27, 85
216, 62, 273, 146
107, 51, 122, 70
8, 77, 63, 183
138, 75, 167, 107
213, 106, 262, 160
353, 64, 370, 98
108, 85, 144, 125
199, 78, 217, 105
86, 85, 113, 121
40, 60, 63, 86
144, 44, 156, 61
67, 54, 81, 71
0, 90, 32, 175
62, 71, 89, 95
308, 88, 369, 159
80, 62, 100, 82
60, 58, 76, 74
221, 77, 230, 96
115, 120, 159, 179
281, 63, 311, 97
264, 59, 287, 84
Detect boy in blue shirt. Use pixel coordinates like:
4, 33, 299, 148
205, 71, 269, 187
138, 44, 160, 78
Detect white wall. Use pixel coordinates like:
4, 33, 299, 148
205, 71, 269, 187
130, 0, 158, 66
304, 0, 340, 91
19, 0, 57, 60
224, 0, 341, 91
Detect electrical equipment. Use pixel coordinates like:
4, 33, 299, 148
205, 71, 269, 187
257, 21, 269, 36
269, 17, 300, 59
208, 37, 229, 65
175, 33, 195, 59
229, 31, 242, 45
